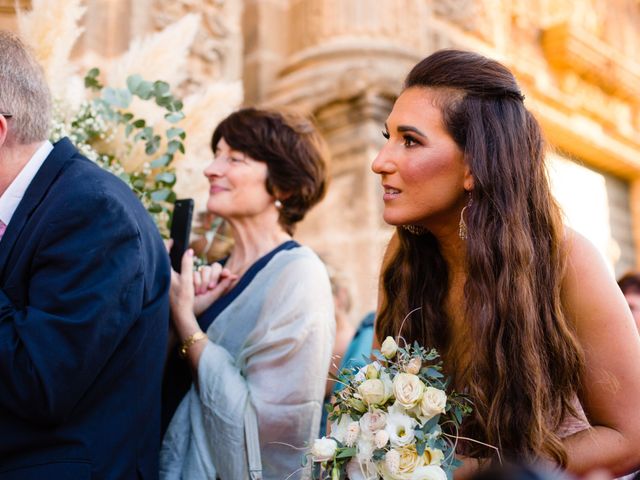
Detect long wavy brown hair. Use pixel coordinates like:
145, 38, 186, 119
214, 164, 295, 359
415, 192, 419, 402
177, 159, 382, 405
376, 50, 584, 465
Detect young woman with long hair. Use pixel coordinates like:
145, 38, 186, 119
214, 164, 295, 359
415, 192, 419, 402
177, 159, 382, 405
372, 50, 640, 477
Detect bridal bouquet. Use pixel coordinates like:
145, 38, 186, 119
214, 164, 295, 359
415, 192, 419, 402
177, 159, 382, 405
309, 337, 471, 480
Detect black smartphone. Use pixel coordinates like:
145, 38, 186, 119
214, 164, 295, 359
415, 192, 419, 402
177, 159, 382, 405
169, 198, 194, 272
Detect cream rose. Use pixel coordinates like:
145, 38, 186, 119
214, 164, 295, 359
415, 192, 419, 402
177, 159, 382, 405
374, 429, 390, 448
359, 409, 387, 435
404, 357, 422, 375
365, 363, 379, 379
381, 336, 398, 359
358, 379, 387, 405
344, 421, 360, 447
397, 445, 425, 475
311, 437, 337, 462
393, 373, 425, 409
409, 465, 448, 480
424, 448, 444, 466
420, 386, 447, 420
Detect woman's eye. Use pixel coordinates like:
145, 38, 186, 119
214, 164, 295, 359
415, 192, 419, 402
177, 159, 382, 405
403, 135, 418, 147
230, 156, 245, 163
382, 130, 390, 140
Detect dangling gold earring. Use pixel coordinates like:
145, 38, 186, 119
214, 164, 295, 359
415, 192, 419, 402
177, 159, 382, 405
458, 194, 472, 240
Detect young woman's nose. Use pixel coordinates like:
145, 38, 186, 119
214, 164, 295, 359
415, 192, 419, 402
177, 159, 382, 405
371, 144, 395, 175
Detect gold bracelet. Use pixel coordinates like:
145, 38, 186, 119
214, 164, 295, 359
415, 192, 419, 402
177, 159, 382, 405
179, 331, 208, 358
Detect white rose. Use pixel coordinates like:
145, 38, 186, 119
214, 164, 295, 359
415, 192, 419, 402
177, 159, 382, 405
420, 387, 447, 421
385, 412, 417, 447
358, 379, 387, 405
393, 373, 425, 409
404, 357, 422, 375
409, 465, 448, 480
381, 336, 398, 359
345, 421, 360, 447
374, 429, 389, 448
359, 409, 387, 435
311, 437, 337, 462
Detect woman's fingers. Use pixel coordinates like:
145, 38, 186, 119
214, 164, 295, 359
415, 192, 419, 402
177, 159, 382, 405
164, 238, 174, 254
179, 249, 195, 298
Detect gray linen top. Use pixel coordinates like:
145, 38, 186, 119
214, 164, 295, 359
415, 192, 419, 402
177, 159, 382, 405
160, 246, 335, 480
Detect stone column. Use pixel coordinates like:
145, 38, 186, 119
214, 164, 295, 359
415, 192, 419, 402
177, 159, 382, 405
247, 0, 431, 322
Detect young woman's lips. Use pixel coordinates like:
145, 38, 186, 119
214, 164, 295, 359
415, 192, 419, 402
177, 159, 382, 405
383, 185, 401, 201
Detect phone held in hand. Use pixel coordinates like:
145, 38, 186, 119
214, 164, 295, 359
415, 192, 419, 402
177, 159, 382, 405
169, 199, 194, 273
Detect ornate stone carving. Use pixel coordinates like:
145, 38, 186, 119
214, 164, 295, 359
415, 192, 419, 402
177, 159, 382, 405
151, 0, 241, 94
288, 0, 428, 54
431, 0, 503, 45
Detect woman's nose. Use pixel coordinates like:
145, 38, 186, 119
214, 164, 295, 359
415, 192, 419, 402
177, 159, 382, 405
371, 145, 394, 175
204, 158, 224, 178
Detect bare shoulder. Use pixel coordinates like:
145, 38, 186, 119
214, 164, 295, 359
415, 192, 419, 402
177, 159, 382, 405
560, 228, 624, 328
560, 232, 640, 458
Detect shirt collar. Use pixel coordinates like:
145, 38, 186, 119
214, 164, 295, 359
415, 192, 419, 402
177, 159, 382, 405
0, 140, 53, 226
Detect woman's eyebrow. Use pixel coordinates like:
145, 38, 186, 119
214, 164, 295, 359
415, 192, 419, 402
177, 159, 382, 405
397, 125, 427, 138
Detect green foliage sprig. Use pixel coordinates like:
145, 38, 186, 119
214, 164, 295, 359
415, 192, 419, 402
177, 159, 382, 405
51, 68, 187, 236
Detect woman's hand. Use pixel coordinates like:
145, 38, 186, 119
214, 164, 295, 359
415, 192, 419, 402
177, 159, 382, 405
192, 263, 237, 316
169, 249, 199, 339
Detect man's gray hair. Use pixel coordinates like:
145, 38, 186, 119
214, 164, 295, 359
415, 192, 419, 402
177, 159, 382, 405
0, 31, 52, 144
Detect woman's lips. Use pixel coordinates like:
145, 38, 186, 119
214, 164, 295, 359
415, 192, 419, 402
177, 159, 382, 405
383, 185, 401, 201
209, 185, 228, 194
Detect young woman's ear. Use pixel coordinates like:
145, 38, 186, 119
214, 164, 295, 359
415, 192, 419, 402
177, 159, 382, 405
463, 165, 474, 192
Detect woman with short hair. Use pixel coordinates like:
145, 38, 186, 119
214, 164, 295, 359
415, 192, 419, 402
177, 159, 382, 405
160, 108, 335, 480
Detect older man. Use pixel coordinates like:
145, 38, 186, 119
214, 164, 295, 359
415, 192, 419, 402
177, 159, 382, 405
0, 31, 170, 479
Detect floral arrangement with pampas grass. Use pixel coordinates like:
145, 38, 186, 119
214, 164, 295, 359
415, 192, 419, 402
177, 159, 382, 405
17, 0, 243, 236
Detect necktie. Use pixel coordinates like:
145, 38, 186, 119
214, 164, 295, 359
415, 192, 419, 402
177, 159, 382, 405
0, 220, 6, 242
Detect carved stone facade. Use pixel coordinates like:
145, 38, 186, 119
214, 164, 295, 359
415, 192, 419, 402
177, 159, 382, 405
4, 0, 640, 323
242, 0, 640, 322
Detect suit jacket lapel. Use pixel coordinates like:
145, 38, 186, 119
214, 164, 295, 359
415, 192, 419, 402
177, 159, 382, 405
0, 138, 77, 276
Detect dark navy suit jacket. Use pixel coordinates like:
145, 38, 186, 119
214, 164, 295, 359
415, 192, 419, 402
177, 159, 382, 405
0, 138, 170, 479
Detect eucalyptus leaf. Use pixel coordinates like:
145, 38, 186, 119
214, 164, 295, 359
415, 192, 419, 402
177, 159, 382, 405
167, 127, 184, 139
155, 172, 176, 185
151, 154, 172, 168
126, 74, 143, 93
150, 189, 171, 202
147, 203, 163, 214
135, 81, 154, 100
153, 80, 170, 96
167, 140, 181, 155
102, 87, 132, 108
165, 111, 185, 123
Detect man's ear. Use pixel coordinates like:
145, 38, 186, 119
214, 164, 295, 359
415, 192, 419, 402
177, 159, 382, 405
0, 115, 8, 149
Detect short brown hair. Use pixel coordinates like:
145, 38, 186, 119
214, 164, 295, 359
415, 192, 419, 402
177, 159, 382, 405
211, 108, 329, 234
